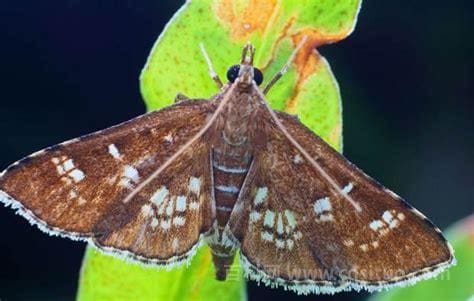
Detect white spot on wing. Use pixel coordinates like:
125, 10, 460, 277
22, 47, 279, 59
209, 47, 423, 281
63, 159, 75, 172
56, 165, 65, 175
141, 204, 154, 217
382, 211, 394, 223
249, 211, 261, 222
166, 201, 174, 216
284, 210, 296, 229
369, 220, 384, 231
314, 197, 331, 214
275, 239, 285, 249
52, 157, 85, 183
69, 169, 85, 183
382, 210, 399, 228
108, 144, 121, 160
254, 187, 268, 205
344, 239, 354, 247
69, 190, 78, 199
318, 214, 334, 222
189, 177, 201, 195
256, 209, 302, 250
150, 218, 159, 229
120, 165, 140, 189
263, 210, 275, 227
161, 219, 171, 230
286, 239, 294, 250
261, 231, 273, 242
164, 133, 174, 143
175, 196, 187, 212
150, 186, 169, 207
124, 165, 139, 183
173, 216, 185, 226
294, 231, 302, 240
189, 202, 199, 210
276, 214, 284, 235
342, 183, 354, 194
314, 197, 334, 223
365, 210, 405, 249
397, 212, 405, 221
293, 154, 303, 164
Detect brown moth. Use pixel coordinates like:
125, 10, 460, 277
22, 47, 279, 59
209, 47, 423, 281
0, 39, 455, 295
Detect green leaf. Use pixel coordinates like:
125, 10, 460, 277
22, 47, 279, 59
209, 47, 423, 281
77, 0, 361, 300
369, 215, 474, 301
78, 246, 245, 301
141, 0, 362, 149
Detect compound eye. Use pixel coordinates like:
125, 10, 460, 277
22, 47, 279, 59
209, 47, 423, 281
253, 67, 263, 86
226, 65, 240, 83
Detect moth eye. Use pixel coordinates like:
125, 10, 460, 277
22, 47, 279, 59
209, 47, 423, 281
253, 67, 264, 86
226, 65, 264, 85
226, 65, 240, 83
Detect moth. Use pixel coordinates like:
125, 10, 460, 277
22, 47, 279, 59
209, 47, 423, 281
0, 39, 455, 295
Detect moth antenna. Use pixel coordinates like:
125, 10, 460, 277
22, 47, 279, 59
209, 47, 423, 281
122, 85, 236, 204
263, 35, 309, 95
255, 85, 362, 212
200, 43, 224, 88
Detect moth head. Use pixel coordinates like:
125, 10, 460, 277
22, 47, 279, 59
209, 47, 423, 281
226, 42, 264, 87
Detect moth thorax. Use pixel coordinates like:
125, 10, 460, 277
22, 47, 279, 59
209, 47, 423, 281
222, 101, 254, 146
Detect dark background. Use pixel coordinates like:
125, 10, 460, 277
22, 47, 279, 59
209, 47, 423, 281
0, 1, 472, 300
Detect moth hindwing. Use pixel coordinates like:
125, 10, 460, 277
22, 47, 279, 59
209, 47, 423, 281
0, 42, 454, 295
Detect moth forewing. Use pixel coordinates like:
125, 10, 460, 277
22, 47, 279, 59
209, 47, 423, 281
227, 91, 455, 294
0, 99, 218, 266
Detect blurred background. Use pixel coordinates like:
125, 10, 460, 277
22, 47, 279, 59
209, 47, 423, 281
0, 1, 472, 300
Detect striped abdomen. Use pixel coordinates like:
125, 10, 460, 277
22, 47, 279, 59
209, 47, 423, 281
212, 145, 251, 227
209, 137, 252, 280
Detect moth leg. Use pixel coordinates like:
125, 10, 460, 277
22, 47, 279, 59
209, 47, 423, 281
263, 36, 309, 95
174, 93, 190, 103
199, 43, 223, 89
